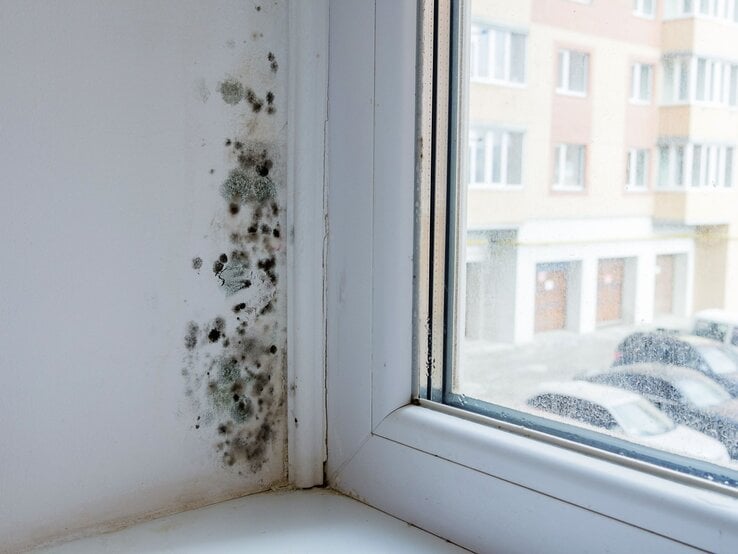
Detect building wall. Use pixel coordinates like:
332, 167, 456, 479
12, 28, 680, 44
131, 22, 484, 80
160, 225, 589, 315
0, 2, 288, 551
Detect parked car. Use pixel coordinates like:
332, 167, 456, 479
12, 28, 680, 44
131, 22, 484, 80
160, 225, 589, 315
692, 309, 738, 352
582, 363, 738, 459
613, 332, 738, 397
525, 381, 730, 464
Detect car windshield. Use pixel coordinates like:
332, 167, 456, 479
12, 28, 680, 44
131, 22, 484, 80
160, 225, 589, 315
697, 346, 738, 375
676, 379, 731, 408
694, 320, 729, 342
609, 399, 675, 437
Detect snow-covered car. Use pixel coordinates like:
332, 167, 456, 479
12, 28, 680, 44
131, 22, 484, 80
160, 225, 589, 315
613, 332, 738, 397
525, 381, 730, 465
582, 364, 738, 459
692, 309, 738, 352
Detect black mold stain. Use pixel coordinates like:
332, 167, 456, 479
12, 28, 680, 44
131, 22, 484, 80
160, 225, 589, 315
185, 322, 199, 350
218, 78, 244, 105
182, 128, 283, 473
221, 169, 275, 204
192, 257, 203, 270
266, 91, 275, 115
244, 89, 264, 113
267, 52, 278, 72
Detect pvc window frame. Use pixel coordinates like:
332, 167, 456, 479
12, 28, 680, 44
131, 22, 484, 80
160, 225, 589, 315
311, 1, 738, 553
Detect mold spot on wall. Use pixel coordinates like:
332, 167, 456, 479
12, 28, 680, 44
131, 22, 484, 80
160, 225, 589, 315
267, 52, 278, 72
266, 91, 275, 114
218, 78, 245, 105
244, 88, 264, 113
183, 125, 283, 472
192, 257, 203, 270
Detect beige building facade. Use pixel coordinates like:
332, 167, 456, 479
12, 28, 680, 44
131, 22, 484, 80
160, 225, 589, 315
463, 0, 738, 344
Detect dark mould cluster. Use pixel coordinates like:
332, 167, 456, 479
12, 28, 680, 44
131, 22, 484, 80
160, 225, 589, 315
182, 128, 283, 472
267, 52, 278, 72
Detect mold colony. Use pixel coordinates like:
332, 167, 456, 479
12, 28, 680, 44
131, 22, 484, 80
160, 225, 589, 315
183, 50, 284, 472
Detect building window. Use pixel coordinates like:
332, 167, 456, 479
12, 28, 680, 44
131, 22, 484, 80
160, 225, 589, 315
469, 127, 524, 187
470, 24, 526, 84
664, 55, 738, 106
554, 144, 586, 190
626, 149, 650, 190
634, 0, 656, 18
659, 142, 735, 188
665, 0, 738, 19
631, 63, 653, 102
557, 49, 589, 95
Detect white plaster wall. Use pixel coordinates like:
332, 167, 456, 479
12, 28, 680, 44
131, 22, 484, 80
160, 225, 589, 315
0, 1, 287, 551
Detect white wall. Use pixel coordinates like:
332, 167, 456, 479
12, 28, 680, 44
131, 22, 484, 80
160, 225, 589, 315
0, 1, 287, 551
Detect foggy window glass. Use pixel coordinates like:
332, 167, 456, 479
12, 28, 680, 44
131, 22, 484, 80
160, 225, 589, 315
443, 0, 738, 482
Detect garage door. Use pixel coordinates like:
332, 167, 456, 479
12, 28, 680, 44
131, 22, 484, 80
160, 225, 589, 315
535, 264, 568, 333
654, 254, 674, 316
597, 258, 624, 324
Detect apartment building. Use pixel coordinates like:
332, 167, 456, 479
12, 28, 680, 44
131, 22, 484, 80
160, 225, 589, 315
463, 0, 738, 344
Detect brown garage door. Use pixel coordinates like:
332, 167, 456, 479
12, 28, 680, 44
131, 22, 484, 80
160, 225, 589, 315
597, 258, 624, 324
654, 254, 674, 316
535, 264, 568, 333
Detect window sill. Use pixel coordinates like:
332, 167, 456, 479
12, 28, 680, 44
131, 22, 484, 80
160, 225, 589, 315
555, 89, 587, 98
632, 11, 656, 20
372, 403, 738, 552
469, 183, 524, 191
552, 184, 586, 192
471, 77, 526, 89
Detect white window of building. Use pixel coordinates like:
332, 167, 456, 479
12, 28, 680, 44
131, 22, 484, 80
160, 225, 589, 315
470, 24, 526, 84
557, 49, 589, 95
554, 144, 586, 190
469, 127, 524, 187
659, 142, 736, 187
664, 55, 738, 106
666, 0, 738, 21
626, 149, 650, 190
663, 56, 691, 103
634, 0, 656, 17
631, 63, 653, 102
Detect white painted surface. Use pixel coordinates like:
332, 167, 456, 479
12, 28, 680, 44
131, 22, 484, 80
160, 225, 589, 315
0, 2, 287, 551
286, 0, 329, 489
35, 490, 466, 554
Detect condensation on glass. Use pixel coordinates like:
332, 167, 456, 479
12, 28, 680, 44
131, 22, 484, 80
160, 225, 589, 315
441, 0, 738, 484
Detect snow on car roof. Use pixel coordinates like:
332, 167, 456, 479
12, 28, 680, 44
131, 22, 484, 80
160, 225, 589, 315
694, 309, 738, 325
533, 380, 644, 408
592, 363, 717, 384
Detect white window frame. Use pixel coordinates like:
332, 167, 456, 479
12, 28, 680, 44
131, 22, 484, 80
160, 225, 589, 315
557, 48, 589, 96
631, 62, 654, 103
664, 54, 738, 107
659, 141, 736, 189
553, 143, 586, 191
469, 23, 527, 86
468, 126, 524, 188
634, 0, 656, 18
626, 148, 650, 191
291, 2, 738, 552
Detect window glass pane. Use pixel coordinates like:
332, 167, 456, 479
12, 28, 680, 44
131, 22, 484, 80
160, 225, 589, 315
678, 58, 690, 100
494, 30, 506, 80
491, 130, 502, 183
510, 33, 526, 83
723, 147, 733, 187
697, 58, 707, 101
659, 146, 670, 186
569, 51, 588, 93
507, 132, 523, 184
640, 65, 651, 100
692, 145, 702, 186
448, 0, 738, 487
675, 145, 685, 185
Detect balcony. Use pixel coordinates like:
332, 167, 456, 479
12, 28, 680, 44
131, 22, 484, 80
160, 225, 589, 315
654, 188, 738, 225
